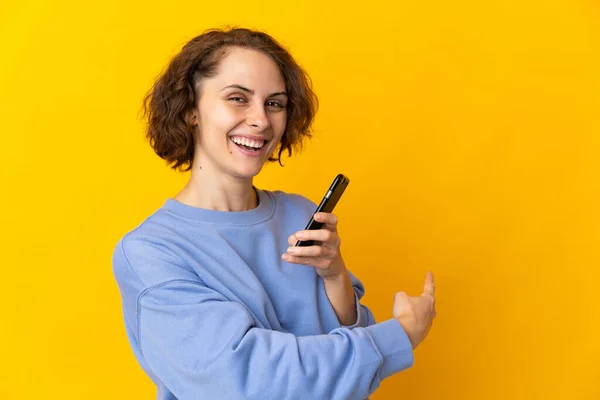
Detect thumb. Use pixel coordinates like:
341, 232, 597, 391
422, 271, 435, 297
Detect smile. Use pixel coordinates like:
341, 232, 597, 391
230, 136, 267, 151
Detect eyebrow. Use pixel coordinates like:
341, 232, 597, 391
221, 84, 287, 97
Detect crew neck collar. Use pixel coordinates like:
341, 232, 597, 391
162, 187, 274, 225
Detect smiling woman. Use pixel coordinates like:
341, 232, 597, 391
142, 28, 316, 174
111, 27, 435, 400
188, 48, 290, 174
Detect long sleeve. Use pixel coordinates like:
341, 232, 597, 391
138, 279, 413, 400
112, 190, 415, 400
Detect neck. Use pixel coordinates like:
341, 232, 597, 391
174, 164, 258, 212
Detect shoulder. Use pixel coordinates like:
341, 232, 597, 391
111, 210, 196, 290
113, 208, 179, 263
267, 189, 317, 213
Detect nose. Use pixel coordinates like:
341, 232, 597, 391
246, 103, 270, 132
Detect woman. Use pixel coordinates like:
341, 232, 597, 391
112, 27, 436, 400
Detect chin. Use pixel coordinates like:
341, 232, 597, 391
230, 163, 265, 180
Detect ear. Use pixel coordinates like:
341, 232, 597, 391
188, 109, 199, 127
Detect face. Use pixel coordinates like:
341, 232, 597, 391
191, 47, 288, 179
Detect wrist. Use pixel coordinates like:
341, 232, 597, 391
322, 269, 347, 284
321, 258, 347, 283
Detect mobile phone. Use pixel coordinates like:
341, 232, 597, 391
295, 174, 350, 247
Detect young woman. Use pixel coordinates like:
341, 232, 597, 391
112, 27, 436, 400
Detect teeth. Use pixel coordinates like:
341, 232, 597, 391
231, 136, 264, 149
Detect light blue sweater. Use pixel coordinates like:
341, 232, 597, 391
112, 187, 414, 400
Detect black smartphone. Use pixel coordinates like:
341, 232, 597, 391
295, 174, 350, 247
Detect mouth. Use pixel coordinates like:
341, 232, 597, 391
229, 136, 268, 154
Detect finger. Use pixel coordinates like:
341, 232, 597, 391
281, 253, 329, 268
294, 229, 335, 244
422, 271, 435, 297
314, 212, 338, 232
285, 245, 334, 259
288, 232, 321, 246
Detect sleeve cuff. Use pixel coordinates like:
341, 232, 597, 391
364, 319, 414, 379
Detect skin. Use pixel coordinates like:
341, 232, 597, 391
174, 46, 437, 342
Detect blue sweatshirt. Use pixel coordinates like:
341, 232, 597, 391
112, 187, 414, 400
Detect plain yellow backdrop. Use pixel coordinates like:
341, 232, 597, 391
1, 0, 599, 398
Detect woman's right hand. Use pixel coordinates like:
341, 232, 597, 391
393, 271, 437, 349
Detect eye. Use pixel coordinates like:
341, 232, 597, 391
228, 96, 247, 103
266, 101, 285, 108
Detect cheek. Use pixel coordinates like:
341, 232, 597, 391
273, 112, 288, 137
202, 104, 244, 135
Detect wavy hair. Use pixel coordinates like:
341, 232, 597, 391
142, 27, 319, 171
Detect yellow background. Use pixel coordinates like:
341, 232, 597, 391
2, 0, 599, 398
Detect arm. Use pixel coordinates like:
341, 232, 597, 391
284, 212, 376, 329
323, 268, 357, 325
325, 267, 377, 329
138, 279, 413, 400
114, 235, 411, 400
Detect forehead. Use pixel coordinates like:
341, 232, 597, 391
206, 47, 286, 92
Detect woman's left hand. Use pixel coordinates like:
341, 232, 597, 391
282, 212, 346, 281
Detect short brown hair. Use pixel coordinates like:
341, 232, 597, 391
142, 27, 319, 171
